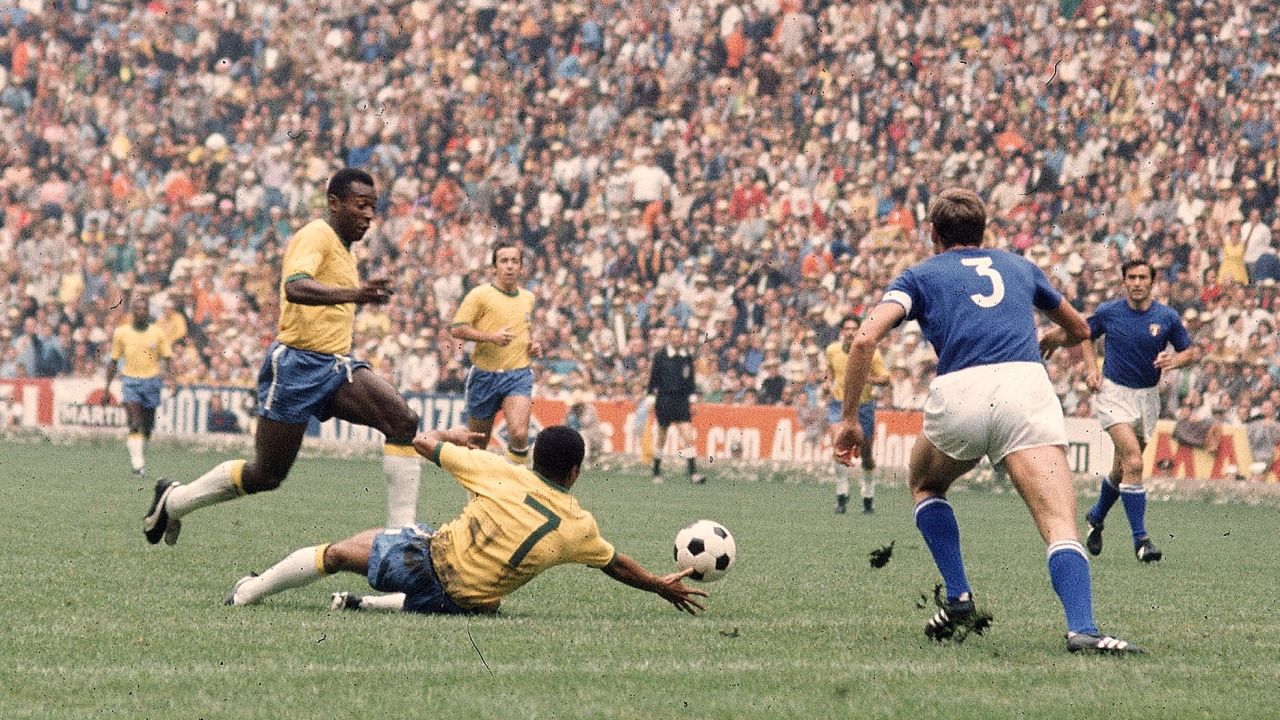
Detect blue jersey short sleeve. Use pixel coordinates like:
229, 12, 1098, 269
1090, 300, 1191, 389
883, 248, 1062, 376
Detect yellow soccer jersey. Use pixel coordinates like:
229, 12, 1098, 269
277, 219, 358, 355
826, 341, 886, 406
452, 284, 535, 371
427, 443, 615, 609
111, 324, 171, 378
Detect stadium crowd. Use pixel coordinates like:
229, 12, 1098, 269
2, 0, 1280, 453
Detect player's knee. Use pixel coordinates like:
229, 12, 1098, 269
1121, 456, 1144, 481
386, 407, 419, 442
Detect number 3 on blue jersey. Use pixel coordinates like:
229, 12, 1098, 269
961, 257, 1005, 308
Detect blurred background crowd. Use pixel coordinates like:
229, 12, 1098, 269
3, 0, 1280, 442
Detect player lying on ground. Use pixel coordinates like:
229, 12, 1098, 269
226, 425, 708, 615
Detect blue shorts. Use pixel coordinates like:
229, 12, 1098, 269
464, 366, 533, 421
828, 399, 876, 440
367, 524, 474, 615
122, 376, 163, 409
256, 342, 370, 425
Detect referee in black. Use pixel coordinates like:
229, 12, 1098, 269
647, 325, 704, 484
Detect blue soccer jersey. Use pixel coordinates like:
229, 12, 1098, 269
882, 247, 1063, 376
1088, 299, 1191, 389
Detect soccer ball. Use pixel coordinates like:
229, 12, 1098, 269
673, 519, 736, 582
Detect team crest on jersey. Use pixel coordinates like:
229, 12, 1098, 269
1149, 323, 1161, 337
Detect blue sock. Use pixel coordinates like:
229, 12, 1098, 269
914, 497, 971, 602
1047, 541, 1098, 635
1088, 476, 1121, 525
1119, 483, 1148, 541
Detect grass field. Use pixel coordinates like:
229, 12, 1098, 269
3, 439, 1280, 719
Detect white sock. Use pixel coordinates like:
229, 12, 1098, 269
357, 593, 406, 612
127, 434, 145, 471
167, 460, 246, 519
834, 467, 850, 497
860, 470, 876, 500
383, 448, 421, 528
234, 545, 330, 605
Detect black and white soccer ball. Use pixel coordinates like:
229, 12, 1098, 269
673, 519, 736, 582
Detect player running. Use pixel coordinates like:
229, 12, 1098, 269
451, 243, 541, 465
103, 295, 172, 477
143, 168, 424, 545
1042, 259, 1198, 562
833, 187, 1142, 654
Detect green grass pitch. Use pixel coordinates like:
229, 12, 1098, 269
2, 440, 1279, 719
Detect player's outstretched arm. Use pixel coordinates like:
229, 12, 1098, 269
412, 426, 487, 460
284, 276, 392, 306
602, 553, 708, 615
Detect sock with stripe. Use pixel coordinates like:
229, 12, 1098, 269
1088, 476, 1121, 525
126, 433, 145, 472
1047, 540, 1098, 635
1119, 483, 1149, 541
914, 497, 971, 602
383, 444, 421, 529
166, 459, 247, 520
232, 544, 331, 606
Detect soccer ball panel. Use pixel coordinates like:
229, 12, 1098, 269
673, 519, 736, 582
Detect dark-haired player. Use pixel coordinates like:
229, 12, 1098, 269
1043, 259, 1198, 562
451, 243, 541, 464
144, 168, 424, 545
226, 425, 708, 616
834, 187, 1141, 654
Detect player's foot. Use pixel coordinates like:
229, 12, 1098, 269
1066, 631, 1144, 654
224, 573, 259, 606
835, 502, 847, 514
652, 474, 663, 484
163, 517, 182, 546
923, 587, 992, 643
329, 591, 363, 611
132, 467, 145, 477
690, 473, 706, 485
143, 478, 178, 545
862, 498, 874, 514
1135, 536, 1162, 563
1085, 516, 1104, 556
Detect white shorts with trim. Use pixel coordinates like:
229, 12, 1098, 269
923, 361, 1067, 465
1092, 379, 1161, 443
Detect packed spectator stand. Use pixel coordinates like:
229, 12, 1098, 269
2, 0, 1279, 442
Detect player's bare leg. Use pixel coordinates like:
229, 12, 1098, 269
1003, 445, 1140, 651
500, 393, 532, 465
146, 418, 307, 545
228, 528, 383, 607
467, 416, 496, 450
331, 368, 422, 527
908, 440, 985, 640
1102, 423, 1160, 561
859, 433, 876, 513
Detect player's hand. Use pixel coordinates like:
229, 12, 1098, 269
1153, 350, 1177, 371
442, 426, 486, 448
831, 420, 863, 466
491, 326, 515, 346
356, 277, 394, 305
656, 566, 709, 615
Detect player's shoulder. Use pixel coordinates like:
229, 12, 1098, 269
291, 219, 338, 245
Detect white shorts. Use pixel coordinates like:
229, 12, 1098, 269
923, 362, 1067, 465
1092, 379, 1161, 443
